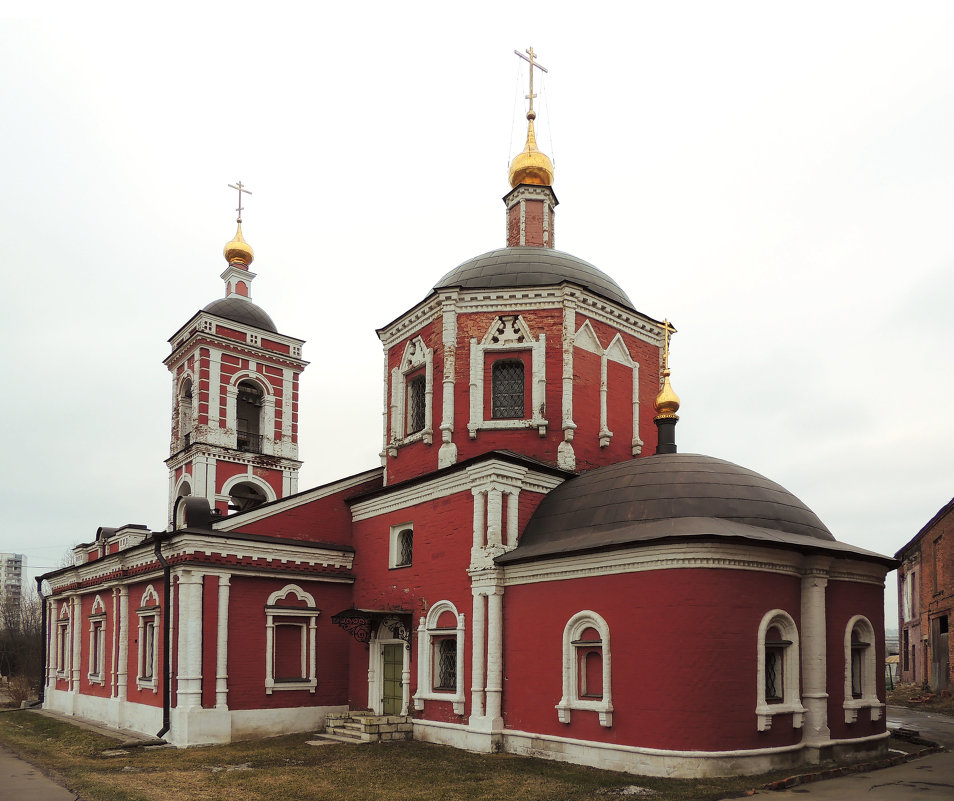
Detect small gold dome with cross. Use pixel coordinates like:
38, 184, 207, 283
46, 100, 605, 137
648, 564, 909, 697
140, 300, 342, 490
223, 222, 254, 267
509, 111, 555, 188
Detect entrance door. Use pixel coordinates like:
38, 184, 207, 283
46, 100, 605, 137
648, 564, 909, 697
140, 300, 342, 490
931, 616, 950, 692
382, 644, 403, 715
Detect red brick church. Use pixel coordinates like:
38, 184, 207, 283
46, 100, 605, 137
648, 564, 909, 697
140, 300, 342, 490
40, 55, 895, 777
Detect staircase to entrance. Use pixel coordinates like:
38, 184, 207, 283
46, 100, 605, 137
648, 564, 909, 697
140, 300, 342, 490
321, 711, 413, 744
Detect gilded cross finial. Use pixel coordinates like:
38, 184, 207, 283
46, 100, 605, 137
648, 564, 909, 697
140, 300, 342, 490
228, 181, 253, 223
514, 46, 548, 115
661, 319, 677, 372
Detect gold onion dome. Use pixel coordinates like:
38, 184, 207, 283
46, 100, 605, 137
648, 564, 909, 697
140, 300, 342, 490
223, 222, 254, 267
508, 110, 554, 188
654, 368, 681, 420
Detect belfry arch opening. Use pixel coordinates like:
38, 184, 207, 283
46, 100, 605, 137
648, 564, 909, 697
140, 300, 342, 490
228, 480, 269, 513
236, 379, 265, 453
179, 378, 194, 448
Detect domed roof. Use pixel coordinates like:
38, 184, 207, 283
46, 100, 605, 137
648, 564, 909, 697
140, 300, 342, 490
496, 454, 896, 566
433, 247, 635, 311
203, 297, 278, 333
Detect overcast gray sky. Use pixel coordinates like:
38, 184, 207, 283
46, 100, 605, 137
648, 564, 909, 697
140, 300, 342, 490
3, 4, 953, 628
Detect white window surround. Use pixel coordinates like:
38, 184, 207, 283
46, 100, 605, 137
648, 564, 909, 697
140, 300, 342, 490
389, 523, 413, 569
136, 585, 161, 692
573, 321, 643, 455
756, 609, 805, 731
469, 315, 547, 438
843, 615, 882, 723
557, 610, 614, 727
87, 595, 107, 685
55, 604, 71, 679
414, 600, 465, 715
225, 371, 277, 454
389, 336, 434, 453
265, 584, 318, 694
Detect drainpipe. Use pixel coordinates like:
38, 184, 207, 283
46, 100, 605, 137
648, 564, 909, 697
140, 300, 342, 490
154, 537, 172, 739
36, 576, 47, 705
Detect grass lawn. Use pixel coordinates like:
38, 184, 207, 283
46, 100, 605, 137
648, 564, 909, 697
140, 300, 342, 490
0, 708, 813, 801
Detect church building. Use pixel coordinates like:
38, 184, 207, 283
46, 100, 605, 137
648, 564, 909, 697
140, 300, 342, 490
39, 53, 895, 778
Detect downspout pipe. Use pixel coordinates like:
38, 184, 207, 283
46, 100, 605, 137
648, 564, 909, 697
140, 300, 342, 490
35, 576, 46, 705
154, 536, 172, 739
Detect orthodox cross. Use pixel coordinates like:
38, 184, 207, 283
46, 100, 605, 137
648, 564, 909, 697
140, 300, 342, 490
660, 319, 676, 371
514, 46, 548, 114
228, 181, 252, 223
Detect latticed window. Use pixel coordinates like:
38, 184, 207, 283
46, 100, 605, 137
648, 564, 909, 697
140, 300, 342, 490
407, 374, 426, 434
491, 359, 524, 419
396, 529, 413, 567
765, 648, 782, 701
434, 638, 457, 690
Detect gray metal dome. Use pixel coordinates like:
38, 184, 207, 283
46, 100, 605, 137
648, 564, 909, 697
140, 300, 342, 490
493, 453, 896, 566
433, 247, 636, 311
203, 297, 278, 333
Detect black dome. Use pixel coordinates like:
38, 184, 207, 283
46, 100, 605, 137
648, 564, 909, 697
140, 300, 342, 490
494, 454, 876, 565
434, 247, 636, 311
203, 297, 278, 333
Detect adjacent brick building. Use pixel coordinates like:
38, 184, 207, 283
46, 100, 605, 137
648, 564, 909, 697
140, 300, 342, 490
39, 66, 894, 777
896, 497, 954, 690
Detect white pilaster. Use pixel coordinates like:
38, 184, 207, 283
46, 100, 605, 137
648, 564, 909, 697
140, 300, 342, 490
70, 596, 81, 692
472, 489, 486, 549
176, 571, 204, 709
470, 591, 486, 720
215, 575, 230, 710
506, 490, 520, 547
487, 489, 503, 547
117, 587, 128, 702
801, 557, 832, 746
485, 589, 504, 729
439, 298, 458, 468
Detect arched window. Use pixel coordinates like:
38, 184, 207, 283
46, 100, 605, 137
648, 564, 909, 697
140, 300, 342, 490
413, 601, 465, 714
228, 481, 269, 513
54, 601, 71, 679
236, 379, 264, 453
557, 611, 613, 727
390, 525, 413, 568
178, 377, 194, 448
756, 609, 804, 731
136, 585, 161, 692
843, 615, 882, 722
87, 595, 107, 685
491, 359, 525, 419
265, 584, 319, 694
407, 374, 426, 434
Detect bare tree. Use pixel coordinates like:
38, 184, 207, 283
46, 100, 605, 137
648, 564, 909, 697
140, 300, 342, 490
0, 590, 43, 705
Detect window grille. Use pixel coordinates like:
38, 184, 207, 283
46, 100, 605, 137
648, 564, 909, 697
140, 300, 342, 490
397, 529, 413, 567
435, 638, 457, 690
407, 375, 426, 433
765, 649, 781, 700
491, 359, 524, 419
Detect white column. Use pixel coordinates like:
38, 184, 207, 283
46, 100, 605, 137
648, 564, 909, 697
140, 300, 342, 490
472, 489, 486, 549
631, 364, 643, 455
45, 599, 55, 689
801, 558, 832, 746
71, 596, 81, 692
506, 490, 520, 548
485, 589, 504, 727
176, 571, 204, 709
470, 591, 486, 719
438, 298, 458, 468
215, 576, 230, 709
117, 587, 128, 703
401, 645, 411, 716
599, 353, 611, 446
487, 489, 503, 547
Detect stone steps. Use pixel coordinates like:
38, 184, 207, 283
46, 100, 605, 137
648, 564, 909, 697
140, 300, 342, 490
320, 712, 413, 743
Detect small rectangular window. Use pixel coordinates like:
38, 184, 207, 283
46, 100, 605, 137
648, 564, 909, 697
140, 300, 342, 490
389, 524, 414, 569
407, 375, 426, 434
491, 359, 525, 419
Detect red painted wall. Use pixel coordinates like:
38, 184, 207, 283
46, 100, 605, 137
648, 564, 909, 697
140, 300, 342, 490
503, 568, 803, 751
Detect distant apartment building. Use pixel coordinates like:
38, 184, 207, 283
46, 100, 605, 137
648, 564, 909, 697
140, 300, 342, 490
0, 553, 25, 611
896, 497, 953, 690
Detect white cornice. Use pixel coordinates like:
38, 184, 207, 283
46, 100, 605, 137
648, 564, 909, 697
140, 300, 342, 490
165, 445, 303, 471
501, 542, 887, 586
351, 460, 565, 521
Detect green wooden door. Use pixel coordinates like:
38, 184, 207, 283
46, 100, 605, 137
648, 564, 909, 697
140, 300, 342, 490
382, 644, 403, 715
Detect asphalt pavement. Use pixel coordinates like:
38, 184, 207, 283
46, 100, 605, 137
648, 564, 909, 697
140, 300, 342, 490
0, 742, 77, 801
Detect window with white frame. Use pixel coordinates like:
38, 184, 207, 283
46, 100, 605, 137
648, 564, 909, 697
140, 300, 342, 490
55, 603, 70, 678
87, 595, 107, 685
556, 610, 613, 727
136, 585, 161, 692
843, 615, 882, 723
491, 358, 525, 419
756, 609, 804, 731
389, 524, 413, 568
414, 600, 465, 714
407, 373, 426, 434
389, 336, 434, 452
265, 584, 319, 694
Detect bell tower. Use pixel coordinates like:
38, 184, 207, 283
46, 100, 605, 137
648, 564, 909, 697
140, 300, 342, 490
164, 184, 308, 522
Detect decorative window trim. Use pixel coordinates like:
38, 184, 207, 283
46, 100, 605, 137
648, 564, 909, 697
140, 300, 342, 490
389, 523, 413, 569
136, 585, 161, 692
556, 610, 613, 727
414, 600, 465, 714
55, 602, 71, 679
469, 316, 546, 438
843, 614, 882, 723
756, 609, 804, 731
225, 371, 276, 454
87, 595, 107, 685
265, 584, 319, 694
389, 336, 434, 453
